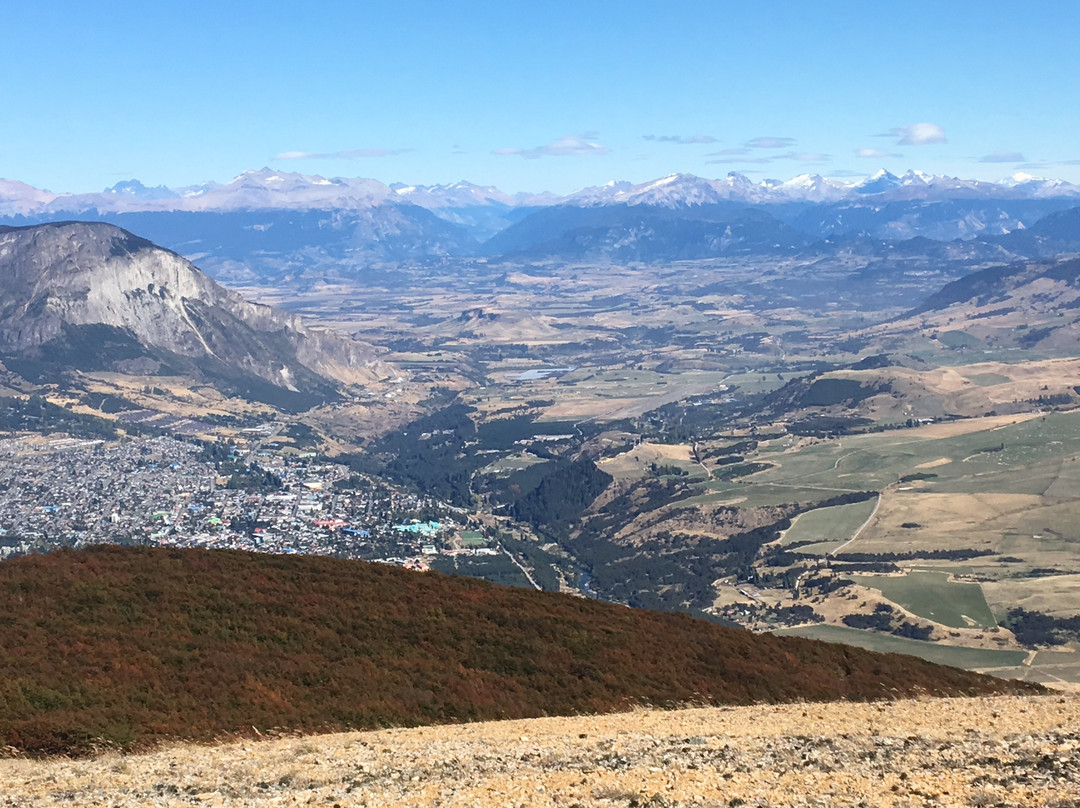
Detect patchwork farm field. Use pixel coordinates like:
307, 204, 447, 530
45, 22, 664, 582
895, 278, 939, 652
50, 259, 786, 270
702, 413, 1080, 574
684, 409, 1080, 676
849, 571, 997, 629
780, 497, 878, 554
746, 411, 1067, 494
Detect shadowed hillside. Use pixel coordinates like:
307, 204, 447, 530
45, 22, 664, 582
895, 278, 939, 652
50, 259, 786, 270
0, 546, 1039, 756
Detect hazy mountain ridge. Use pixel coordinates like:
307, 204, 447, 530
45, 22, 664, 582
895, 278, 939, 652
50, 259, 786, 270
6, 168, 1078, 216
0, 222, 389, 405
483, 203, 814, 260
4, 168, 1080, 276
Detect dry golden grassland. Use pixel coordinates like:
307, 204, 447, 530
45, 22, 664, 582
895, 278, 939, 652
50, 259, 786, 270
807, 359, 1080, 421
597, 442, 698, 480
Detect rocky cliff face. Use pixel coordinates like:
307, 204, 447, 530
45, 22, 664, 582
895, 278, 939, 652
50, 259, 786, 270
0, 222, 390, 405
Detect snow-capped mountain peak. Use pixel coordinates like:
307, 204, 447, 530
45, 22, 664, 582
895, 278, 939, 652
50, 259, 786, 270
1003, 172, 1080, 198
854, 169, 902, 194
4, 167, 1080, 219
389, 180, 517, 209
105, 179, 179, 200
773, 173, 849, 202
899, 169, 933, 186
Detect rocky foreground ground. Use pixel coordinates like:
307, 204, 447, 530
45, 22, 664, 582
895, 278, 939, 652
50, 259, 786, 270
2, 695, 1078, 807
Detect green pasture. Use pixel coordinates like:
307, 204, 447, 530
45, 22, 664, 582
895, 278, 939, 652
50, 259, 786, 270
781, 497, 878, 549
773, 624, 1027, 670
792, 541, 848, 555
911, 348, 1052, 367
744, 411, 1080, 496
1013, 663, 1080, 684
684, 483, 855, 509
937, 330, 983, 349
909, 565, 978, 576
722, 372, 791, 395
851, 571, 997, 629
479, 453, 549, 476
1033, 649, 1080, 665
966, 372, 1011, 387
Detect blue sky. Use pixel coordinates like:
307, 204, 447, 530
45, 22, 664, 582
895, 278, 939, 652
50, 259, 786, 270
4, 1, 1079, 194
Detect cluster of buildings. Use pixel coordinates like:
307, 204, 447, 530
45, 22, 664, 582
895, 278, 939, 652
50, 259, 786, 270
0, 432, 499, 569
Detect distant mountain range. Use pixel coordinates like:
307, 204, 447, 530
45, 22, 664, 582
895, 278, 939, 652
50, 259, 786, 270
2, 168, 1080, 276
5, 168, 1079, 216
0, 222, 389, 409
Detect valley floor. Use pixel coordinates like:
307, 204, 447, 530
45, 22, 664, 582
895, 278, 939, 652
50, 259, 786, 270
2, 696, 1078, 807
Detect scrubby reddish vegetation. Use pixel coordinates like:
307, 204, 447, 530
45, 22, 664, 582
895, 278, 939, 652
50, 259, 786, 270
0, 546, 1039, 756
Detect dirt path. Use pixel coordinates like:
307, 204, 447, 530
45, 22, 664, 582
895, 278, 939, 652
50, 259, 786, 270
502, 545, 542, 590
830, 491, 881, 556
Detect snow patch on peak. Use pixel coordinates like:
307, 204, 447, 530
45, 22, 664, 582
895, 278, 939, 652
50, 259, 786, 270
899, 169, 932, 185
782, 173, 819, 188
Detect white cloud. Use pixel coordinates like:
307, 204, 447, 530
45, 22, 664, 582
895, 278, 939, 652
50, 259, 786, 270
884, 123, 946, 146
978, 150, 1027, 163
707, 156, 772, 165
493, 134, 610, 159
643, 134, 718, 144
709, 150, 829, 165
745, 136, 796, 149
274, 148, 400, 160
856, 147, 903, 159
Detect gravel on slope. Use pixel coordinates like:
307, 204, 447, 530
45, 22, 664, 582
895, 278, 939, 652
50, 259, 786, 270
2, 695, 1078, 807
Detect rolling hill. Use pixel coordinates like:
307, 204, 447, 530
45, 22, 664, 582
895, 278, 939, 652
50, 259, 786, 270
0, 545, 1038, 757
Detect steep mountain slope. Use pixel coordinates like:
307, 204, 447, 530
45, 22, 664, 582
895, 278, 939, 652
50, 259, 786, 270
787, 197, 1077, 241
0, 179, 58, 215
483, 204, 812, 260
2, 170, 476, 280
0, 545, 1035, 756
988, 205, 1080, 258
0, 222, 388, 408
60, 207, 476, 283
389, 180, 525, 239
482, 170, 1080, 261
912, 256, 1080, 317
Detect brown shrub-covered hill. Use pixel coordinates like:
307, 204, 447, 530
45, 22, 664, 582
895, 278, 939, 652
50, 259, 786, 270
0, 545, 1041, 756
